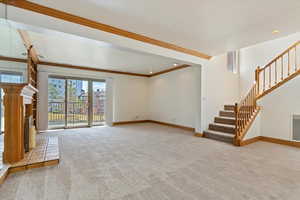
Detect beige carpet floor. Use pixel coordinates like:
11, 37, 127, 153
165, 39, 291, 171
0, 123, 300, 200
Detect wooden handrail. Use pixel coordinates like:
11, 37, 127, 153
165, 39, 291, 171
260, 40, 300, 71
257, 40, 300, 99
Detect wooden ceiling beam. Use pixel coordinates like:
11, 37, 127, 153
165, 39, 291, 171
0, 56, 150, 77
0, 56, 192, 77
149, 64, 191, 77
38, 61, 150, 77
1, 0, 211, 60
17, 29, 39, 64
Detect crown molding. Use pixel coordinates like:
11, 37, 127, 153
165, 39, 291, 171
0, 56, 192, 77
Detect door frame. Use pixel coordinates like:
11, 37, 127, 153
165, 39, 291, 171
48, 75, 106, 129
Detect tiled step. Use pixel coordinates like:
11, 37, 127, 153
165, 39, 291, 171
224, 105, 235, 111
209, 123, 235, 134
219, 111, 235, 118
203, 130, 234, 144
214, 117, 235, 125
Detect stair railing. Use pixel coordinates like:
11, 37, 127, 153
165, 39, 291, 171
234, 81, 258, 145
257, 40, 300, 99
234, 40, 300, 145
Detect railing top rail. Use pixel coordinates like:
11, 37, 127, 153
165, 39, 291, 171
260, 40, 300, 71
237, 82, 257, 110
49, 101, 64, 103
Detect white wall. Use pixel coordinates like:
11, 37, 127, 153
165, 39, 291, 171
37, 70, 49, 131
148, 66, 200, 129
258, 76, 300, 140
201, 54, 239, 131
241, 75, 300, 141
37, 65, 149, 130
148, 54, 240, 133
243, 112, 261, 140
113, 75, 149, 122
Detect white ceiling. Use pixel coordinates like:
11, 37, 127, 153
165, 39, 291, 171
25, 0, 300, 55
0, 20, 26, 58
28, 29, 189, 74
0, 19, 189, 74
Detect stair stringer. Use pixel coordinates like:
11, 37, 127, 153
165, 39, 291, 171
236, 107, 261, 146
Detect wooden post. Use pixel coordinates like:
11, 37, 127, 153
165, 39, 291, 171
234, 103, 239, 146
2, 84, 26, 163
25, 103, 33, 152
1, 83, 38, 164
255, 66, 260, 95
27, 47, 32, 84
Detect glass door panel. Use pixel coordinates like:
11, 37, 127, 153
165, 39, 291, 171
48, 78, 66, 129
67, 79, 89, 127
92, 81, 106, 125
47, 77, 105, 129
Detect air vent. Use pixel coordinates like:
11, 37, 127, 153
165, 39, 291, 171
292, 115, 300, 141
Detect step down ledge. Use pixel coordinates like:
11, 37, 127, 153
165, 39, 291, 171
210, 123, 235, 128
204, 130, 235, 138
203, 130, 235, 144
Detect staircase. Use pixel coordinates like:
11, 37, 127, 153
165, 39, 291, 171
204, 105, 236, 144
203, 40, 300, 146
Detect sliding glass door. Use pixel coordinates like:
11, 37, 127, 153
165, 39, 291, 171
67, 79, 89, 127
48, 76, 105, 129
48, 77, 66, 129
92, 81, 106, 125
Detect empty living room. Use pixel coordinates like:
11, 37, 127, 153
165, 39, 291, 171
1, 0, 300, 199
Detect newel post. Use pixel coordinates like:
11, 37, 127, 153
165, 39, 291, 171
255, 66, 260, 96
254, 66, 260, 107
234, 103, 239, 146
